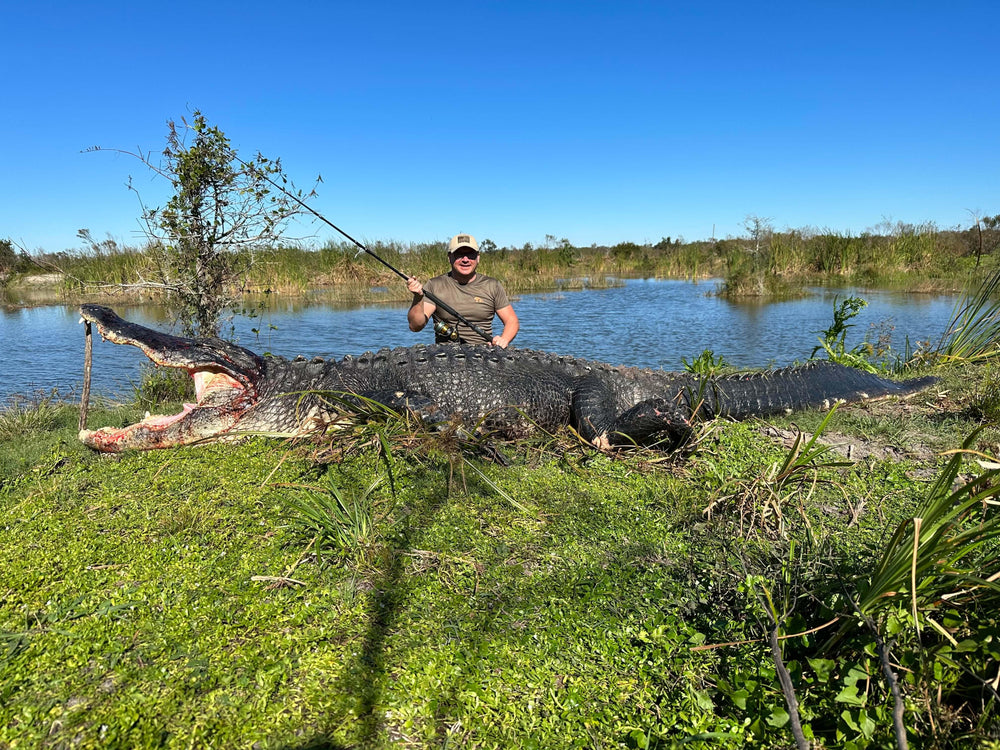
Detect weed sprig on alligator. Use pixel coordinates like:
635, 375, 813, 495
77, 305, 938, 453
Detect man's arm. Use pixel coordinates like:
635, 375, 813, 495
493, 305, 519, 348
406, 277, 437, 332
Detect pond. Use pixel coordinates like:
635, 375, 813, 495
0, 279, 959, 404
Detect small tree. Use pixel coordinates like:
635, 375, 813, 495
94, 111, 312, 336
0, 238, 17, 276
976, 213, 1000, 269
743, 214, 774, 274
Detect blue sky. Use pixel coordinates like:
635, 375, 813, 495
3, 1, 998, 254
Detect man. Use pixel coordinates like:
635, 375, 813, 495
406, 233, 519, 347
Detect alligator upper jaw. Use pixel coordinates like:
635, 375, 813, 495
78, 305, 263, 387
78, 305, 263, 452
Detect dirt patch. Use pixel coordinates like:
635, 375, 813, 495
759, 388, 959, 479
762, 424, 936, 464
19, 273, 62, 286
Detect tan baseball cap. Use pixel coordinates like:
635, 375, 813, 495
448, 233, 479, 253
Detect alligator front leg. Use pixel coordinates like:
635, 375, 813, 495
570, 375, 618, 448
571, 375, 696, 450
606, 397, 695, 450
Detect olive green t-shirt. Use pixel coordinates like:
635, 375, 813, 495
423, 273, 511, 344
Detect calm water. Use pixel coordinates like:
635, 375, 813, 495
0, 279, 958, 404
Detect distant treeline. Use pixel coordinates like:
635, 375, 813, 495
4, 217, 1000, 301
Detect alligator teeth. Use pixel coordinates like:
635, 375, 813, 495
144, 411, 151, 420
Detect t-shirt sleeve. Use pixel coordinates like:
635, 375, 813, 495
491, 279, 510, 310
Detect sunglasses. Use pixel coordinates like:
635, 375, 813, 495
452, 249, 479, 259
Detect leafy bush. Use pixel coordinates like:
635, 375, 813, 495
811, 296, 880, 372
682, 349, 729, 376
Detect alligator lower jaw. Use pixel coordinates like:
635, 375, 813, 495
79, 372, 248, 452
79, 419, 184, 453
79, 404, 244, 452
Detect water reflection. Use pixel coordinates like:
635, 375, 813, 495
1, 279, 957, 402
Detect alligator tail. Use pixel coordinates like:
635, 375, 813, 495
705, 361, 937, 420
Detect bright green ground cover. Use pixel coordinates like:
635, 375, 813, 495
1, 369, 999, 748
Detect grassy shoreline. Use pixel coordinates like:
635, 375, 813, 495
2, 355, 1000, 747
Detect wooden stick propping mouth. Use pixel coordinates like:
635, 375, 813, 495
79, 320, 92, 431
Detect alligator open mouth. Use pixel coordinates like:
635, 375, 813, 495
77, 305, 262, 452
128, 370, 246, 428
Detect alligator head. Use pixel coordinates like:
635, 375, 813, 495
78, 305, 265, 451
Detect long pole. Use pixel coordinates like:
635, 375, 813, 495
242, 159, 493, 343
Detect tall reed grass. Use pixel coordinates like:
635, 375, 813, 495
10, 221, 994, 305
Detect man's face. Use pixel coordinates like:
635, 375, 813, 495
449, 248, 480, 276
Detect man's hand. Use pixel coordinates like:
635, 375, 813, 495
406, 276, 424, 296
492, 336, 509, 348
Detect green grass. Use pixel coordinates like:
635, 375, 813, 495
0, 390, 64, 440
2, 360, 1000, 748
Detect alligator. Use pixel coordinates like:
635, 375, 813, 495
77, 304, 938, 453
